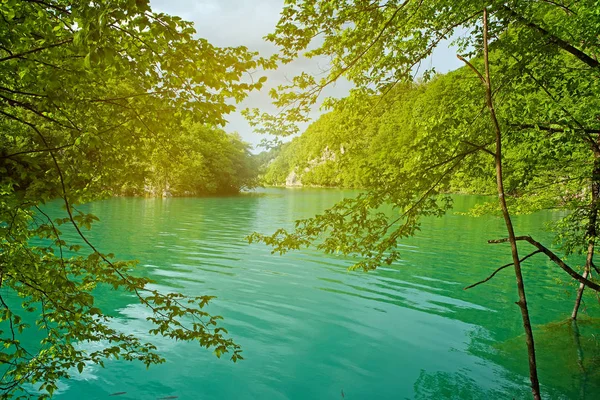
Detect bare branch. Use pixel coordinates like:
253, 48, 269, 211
457, 55, 485, 84
0, 94, 78, 131
464, 250, 542, 290
461, 140, 496, 157
23, 0, 71, 14
489, 236, 600, 291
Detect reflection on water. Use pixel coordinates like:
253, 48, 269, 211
31, 188, 600, 399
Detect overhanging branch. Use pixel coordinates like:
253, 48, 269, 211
511, 123, 600, 135
0, 39, 72, 63
501, 6, 599, 70
489, 236, 600, 291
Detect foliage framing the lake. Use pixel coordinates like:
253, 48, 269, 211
247, 1, 600, 399
0, 0, 271, 397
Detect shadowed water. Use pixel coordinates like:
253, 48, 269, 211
33, 188, 599, 399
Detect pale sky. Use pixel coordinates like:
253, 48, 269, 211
150, 0, 463, 151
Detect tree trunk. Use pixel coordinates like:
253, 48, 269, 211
572, 148, 600, 319
482, 9, 542, 400
572, 256, 591, 319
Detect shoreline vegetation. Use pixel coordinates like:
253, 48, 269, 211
114, 126, 260, 198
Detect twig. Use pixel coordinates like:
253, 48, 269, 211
0, 39, 72, 63
510, 123, 600, 135
1, 143, 74, 159
464, 250, 542, 290
461, 140, 496, 157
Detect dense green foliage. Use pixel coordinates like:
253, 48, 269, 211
248, 2, 600, 398
252, 0, 600, 274
127, 123, 258, 197
260, 77, 495, 191
262, 55, 597, 204
0, 0, 267, 397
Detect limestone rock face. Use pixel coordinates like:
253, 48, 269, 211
285, 170, 302, 187
142, 181, 172, 197
284, 145, 345, 187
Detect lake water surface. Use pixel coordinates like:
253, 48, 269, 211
46, 188, 599, 399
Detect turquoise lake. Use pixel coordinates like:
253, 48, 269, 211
35, 188, 599, 399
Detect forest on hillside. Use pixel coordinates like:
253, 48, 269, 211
261, 62, 596, 201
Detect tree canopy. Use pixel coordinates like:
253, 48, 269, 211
0, 0, 269, 397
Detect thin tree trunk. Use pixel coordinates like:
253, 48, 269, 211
572, 146, 600, 320
572, 255, 592, 319
481, 9, 542, 400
